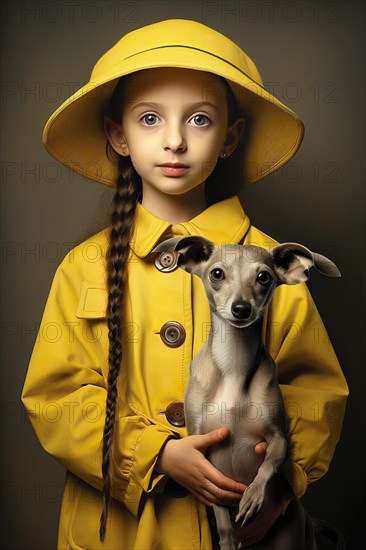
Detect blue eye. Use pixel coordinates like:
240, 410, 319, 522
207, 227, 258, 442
191, 114, 210, 126
141, 114, 158, 126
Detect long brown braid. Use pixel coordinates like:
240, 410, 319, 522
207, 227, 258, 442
99, 152, 141, 540
99, 72, 243, 541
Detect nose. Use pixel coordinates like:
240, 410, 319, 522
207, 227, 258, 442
231, 301, 252, 320
163, 121, 187, 153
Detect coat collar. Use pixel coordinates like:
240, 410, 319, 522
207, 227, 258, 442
129, 195, 251, 258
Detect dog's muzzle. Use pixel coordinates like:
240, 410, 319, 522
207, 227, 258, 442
231, 301, 252, 320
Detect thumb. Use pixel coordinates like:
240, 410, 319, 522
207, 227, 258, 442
194, 427, 230, 451
255, 440, 267, 456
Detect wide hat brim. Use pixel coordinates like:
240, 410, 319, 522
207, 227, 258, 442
42, 18, 304, 186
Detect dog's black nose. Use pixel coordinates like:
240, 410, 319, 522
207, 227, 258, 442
232, 301, 252, 320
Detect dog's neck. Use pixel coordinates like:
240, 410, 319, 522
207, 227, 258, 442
208, 308, 264, 379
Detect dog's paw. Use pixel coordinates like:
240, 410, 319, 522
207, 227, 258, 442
235, 483, 264, 527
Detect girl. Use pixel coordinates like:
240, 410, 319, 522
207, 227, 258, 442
21, 19, 348, 549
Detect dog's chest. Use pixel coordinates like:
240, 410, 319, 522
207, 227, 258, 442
203, 372, 271, 436
187, 326, 278, 437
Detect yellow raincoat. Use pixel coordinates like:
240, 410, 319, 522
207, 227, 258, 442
21, 195, 348, 549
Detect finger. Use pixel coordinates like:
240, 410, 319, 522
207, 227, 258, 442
254, 441, 267, 455
204, 463, 247, 494
200, 478, 244, 503
194, 427, 230, 451
178, 478, 213, 507
189, 487, 213, 507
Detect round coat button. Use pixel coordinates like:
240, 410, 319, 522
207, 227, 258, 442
165, 401, 185, 427
154, 251, 179, 272
160, 321, 186, 347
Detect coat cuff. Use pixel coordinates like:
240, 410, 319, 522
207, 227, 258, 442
113, 424, 179, 518
279, 458, 308, 514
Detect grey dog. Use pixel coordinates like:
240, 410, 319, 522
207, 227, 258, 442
152, 236, 341, 549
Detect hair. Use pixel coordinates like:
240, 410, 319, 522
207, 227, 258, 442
99, 70, 244, 540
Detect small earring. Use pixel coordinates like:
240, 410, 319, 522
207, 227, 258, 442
221, 152, 227, 158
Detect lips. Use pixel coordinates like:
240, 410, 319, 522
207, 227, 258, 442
158, 163, 189, 168
158, 163, 189, 177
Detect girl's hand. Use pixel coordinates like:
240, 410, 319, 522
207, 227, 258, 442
155, 427, 266, 507
155, 427, 243, 506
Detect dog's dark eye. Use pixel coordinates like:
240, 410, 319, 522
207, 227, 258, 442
210, 268, 224, 282
257, 271, 272, 286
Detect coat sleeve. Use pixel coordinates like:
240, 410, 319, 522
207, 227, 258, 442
264, 281, 349, 504
21, 250, 180, 519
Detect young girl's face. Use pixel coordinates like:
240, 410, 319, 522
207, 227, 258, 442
106, 67, 240, 198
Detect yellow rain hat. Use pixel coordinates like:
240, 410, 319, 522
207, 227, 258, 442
42, 18, 304, 186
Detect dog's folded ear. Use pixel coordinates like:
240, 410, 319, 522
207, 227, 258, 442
270, 242, 341, 285
151, 235, 215, 274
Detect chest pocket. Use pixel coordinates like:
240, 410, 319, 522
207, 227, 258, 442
76, 281, 108, 319
75, 281, 109, 379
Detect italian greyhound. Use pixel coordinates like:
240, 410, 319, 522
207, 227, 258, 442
152, 236, 341, 549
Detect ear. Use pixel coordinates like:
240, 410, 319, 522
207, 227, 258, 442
220, 117, 245, 158
151, 236, 215, 274
270, 242, 341, 285
104, 116, 130, 157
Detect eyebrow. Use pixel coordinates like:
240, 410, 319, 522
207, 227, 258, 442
130, 101, 219, 112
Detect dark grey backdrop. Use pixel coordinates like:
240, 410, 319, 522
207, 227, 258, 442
1, 1, 365, 548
